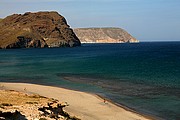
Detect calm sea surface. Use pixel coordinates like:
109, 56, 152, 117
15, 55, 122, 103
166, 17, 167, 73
0, 42, 180, 120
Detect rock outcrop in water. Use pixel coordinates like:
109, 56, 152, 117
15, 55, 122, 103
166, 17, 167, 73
0, 11, 81, 49
73, 28, 139, 43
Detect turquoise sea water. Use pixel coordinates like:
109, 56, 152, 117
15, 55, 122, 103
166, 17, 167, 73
0, 42, 180, 120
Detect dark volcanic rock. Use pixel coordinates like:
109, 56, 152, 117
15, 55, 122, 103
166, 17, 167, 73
0, 11, 81, 49
0, 110, 27, 120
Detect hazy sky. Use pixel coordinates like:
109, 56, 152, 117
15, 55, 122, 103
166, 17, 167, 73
0, 0, 180, 41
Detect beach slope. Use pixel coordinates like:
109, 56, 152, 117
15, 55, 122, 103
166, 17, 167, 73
0, 82, 151, 120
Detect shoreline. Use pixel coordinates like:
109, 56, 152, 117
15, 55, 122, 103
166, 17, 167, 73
96, 95, 160, 120
0, 82, 152, 120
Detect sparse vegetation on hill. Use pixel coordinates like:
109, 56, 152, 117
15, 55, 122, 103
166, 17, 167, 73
0, 12, 81, 49
74, 28, 139, 43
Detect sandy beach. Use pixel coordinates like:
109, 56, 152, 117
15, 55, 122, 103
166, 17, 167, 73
0, 82, 151, 120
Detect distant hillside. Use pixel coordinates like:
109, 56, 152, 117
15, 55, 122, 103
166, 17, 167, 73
74, 28, 139, 43
0, 12, 81, 49
0, 18, 2, 22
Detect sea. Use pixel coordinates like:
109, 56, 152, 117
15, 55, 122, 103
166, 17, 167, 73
0, 42, 179, 120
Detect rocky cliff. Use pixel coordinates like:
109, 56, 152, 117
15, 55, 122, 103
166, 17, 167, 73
0, 11, 81, 49
73, 28, 139, 43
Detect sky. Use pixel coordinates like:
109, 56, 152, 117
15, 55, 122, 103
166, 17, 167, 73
0, 0, 180, 41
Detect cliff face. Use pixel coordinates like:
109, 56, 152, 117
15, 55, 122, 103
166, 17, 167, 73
73, 28, 139, 43
0, 12, 81, 49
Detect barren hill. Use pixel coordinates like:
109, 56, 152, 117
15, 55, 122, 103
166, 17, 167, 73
0, 11, 81, 49
74, 28, 139, 43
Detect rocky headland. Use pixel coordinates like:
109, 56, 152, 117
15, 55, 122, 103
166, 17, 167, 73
74, 28, 139, 43
0, 11, 81, 49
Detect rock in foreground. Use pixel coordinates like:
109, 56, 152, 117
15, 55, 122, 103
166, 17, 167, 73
0, 90, 79, 120
0, 11, 81, 49
74, 28, 139, 43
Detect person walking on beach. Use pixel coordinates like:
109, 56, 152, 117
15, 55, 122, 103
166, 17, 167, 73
104, 99, 106, 103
